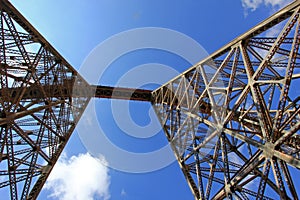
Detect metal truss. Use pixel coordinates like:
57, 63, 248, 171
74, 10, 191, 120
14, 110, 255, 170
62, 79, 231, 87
0, 1, 91, 199
1, 0, 300, 199
152, 1, 300, 199
0, 1, 151, 199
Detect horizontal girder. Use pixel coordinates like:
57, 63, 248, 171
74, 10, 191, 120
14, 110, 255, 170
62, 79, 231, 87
0, 81, 152, 101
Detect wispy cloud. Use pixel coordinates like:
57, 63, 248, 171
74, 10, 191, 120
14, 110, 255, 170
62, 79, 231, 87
45, 153, 110, 200
121, 189, 127, 197
241, 0, 294, 13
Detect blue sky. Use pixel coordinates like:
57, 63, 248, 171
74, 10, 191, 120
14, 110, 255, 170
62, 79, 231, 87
8, 0, 295, 199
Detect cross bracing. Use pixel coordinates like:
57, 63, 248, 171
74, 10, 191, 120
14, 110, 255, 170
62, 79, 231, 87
1, 0, 300, 199
152, 1, 300, 199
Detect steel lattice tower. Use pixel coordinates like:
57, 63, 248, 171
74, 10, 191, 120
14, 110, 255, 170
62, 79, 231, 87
152, 1, 300, 199
0, 0, 300, 199
0, 1, 150, 199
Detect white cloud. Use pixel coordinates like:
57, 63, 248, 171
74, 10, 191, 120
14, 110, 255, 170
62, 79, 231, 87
263, 0, 293, 8
242, 0, 263, 11
121, 189, 127, 197
241, 0, 293, 12
45, 153, 110, 200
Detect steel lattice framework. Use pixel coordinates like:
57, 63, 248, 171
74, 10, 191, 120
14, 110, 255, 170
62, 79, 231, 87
152, 1, 300, 199
0, 1, 93, 199
0, 1, 150, 199
1, 0, 300, 199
